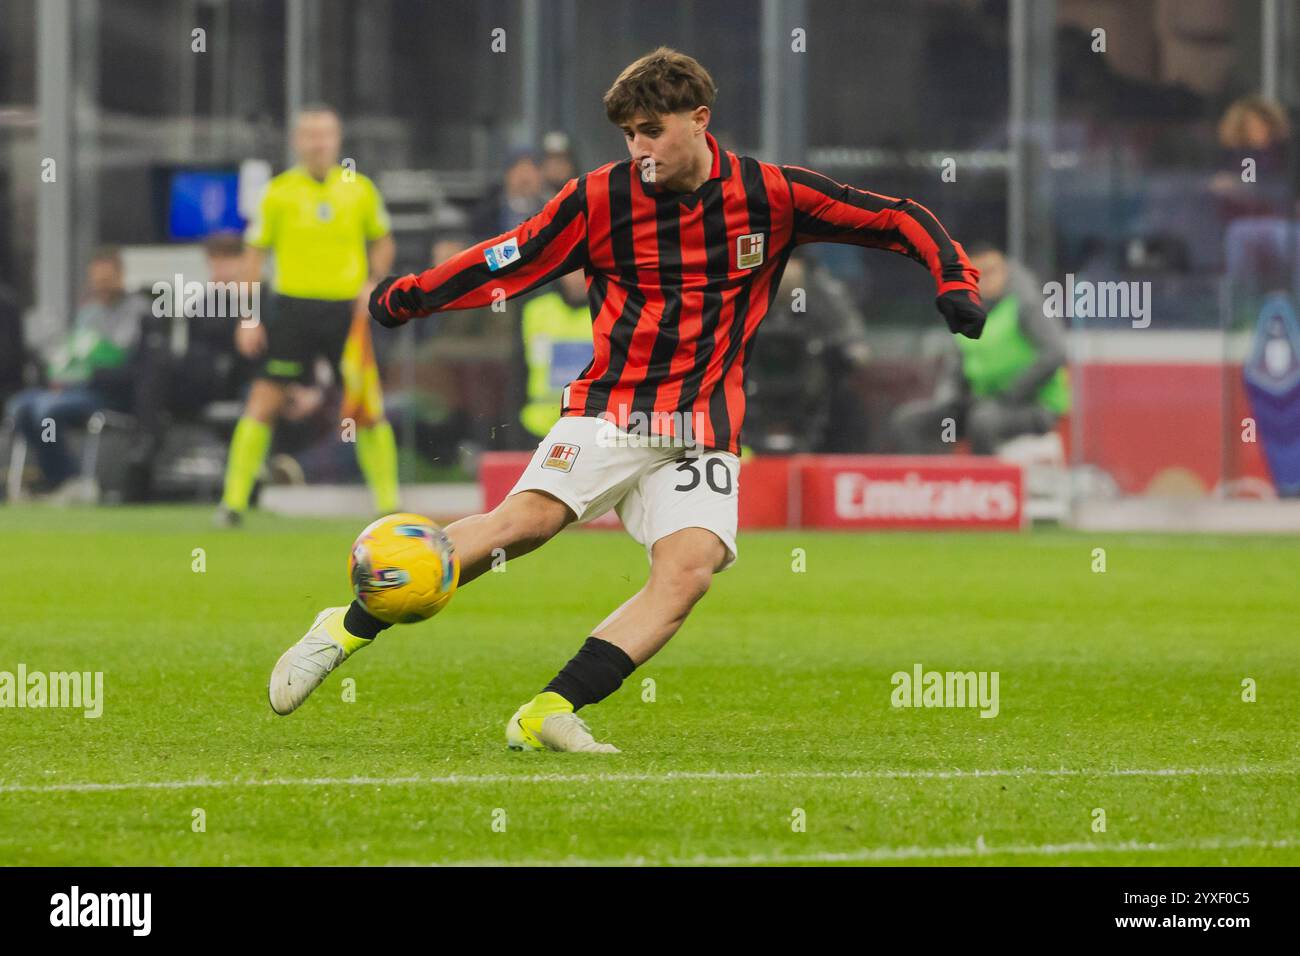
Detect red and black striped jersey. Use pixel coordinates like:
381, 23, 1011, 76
379, 132, 979, 453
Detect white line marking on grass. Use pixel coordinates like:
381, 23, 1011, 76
1, 764, 1297, 795
399, 836, 1300, 867
665, 836, 1300, 866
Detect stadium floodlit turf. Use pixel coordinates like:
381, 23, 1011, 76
1, 505, 1297, 866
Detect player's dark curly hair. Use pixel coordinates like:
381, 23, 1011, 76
603, 47, 717, 124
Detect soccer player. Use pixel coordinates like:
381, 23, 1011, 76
268, 48, 986, 751
216, 104, 400, 527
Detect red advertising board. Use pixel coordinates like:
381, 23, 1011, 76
736, 456, 790, 528
793, 455, 1024, 530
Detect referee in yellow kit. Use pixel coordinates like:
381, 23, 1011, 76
217, 104, 399, 526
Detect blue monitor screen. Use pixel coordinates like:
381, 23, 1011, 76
168, 170, 244, 240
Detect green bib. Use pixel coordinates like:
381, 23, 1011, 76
955, 295, 1070, 413
46, 327, 127, 386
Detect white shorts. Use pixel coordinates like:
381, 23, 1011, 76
508, 416, 740, 571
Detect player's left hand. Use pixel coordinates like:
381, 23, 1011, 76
935, 290, 986, 339
369, 275, 420, 328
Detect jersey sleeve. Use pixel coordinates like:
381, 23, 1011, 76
781, 165, 979, 297
361, 176, 392, 241
244, 181, 278, 250
379, 176, 588, 319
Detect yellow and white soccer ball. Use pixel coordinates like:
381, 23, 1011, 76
348, 513, 460, 624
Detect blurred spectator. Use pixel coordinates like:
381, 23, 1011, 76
1214, 95, 1299, 291
745, 251, 872, 453
519, 268, 591, 439
161, 231, 250, 418
116, 231, 253, 502
473, 148, 546, 236
540, 131, 579, 199
891, 243, 1068, 455
2, 247, 149, 495
1214, 95, 1295, 220
1218, 95, 1290, 153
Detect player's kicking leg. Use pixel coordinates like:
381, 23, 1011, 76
506, 526, 726, 753
268, 489, 572, 715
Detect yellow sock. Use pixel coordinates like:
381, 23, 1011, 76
356, 421, 400, 513
221, 417, 272, 512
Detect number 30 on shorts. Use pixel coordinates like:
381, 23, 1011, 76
673, 456, 734, 495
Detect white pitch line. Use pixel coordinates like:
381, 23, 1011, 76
397, 835, 1300, 867
1, 764, 1297, 795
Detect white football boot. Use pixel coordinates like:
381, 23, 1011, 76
268, 607, 372, 715
506, 692, 620, 753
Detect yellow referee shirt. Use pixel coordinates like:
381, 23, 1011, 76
245, 165, 391, 301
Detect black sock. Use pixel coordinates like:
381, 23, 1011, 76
543, 637, 636, 710
344, 601, 391, 640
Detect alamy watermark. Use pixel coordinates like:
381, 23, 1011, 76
50, 886, 150, 935
890, 663, 999, 718
1043, 274, 1151, 329
0, 664, 103, 718
594, 408, 709, 454
152, 274, 260, 327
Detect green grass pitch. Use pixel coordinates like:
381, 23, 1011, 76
1, 505, 1297, 866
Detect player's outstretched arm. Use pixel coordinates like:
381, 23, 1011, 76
369, 176, 588, 328
781, 165, 986, 338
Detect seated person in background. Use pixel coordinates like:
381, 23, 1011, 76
115, 232, 252, 501
892, 242, 1068, 455
745, 250, 873, 453
165, 231, 250, 417
3, 247, 150, 494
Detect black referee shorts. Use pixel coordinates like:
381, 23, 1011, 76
259, 294, 355, 384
